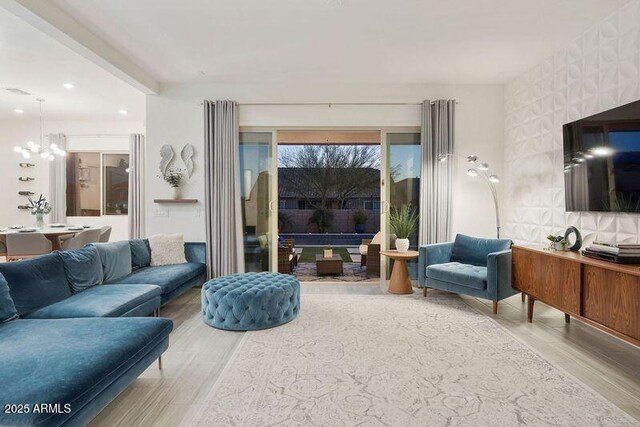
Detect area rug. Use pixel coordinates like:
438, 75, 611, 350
191, 293, 637, 426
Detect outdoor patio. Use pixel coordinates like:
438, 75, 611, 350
292, 246, 378, 282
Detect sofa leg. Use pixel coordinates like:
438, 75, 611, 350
521, 292, 526, 303
492, 301, 498, 315
423, 287, 427, 297
158, 356, 163, 370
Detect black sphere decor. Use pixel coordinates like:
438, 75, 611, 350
564, 226, 582, 251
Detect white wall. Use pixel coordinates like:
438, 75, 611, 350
0, 120, 144, 242
503, 0, 640, 245
146, 83, 505, 241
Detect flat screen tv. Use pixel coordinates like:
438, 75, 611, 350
563, 100, 640, 213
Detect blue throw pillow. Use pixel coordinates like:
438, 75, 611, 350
450, 234, 512, 267
130, 239, 151, 270
59, 246, 104, 294
92, 241, 132, 282
0, 273, 18, 323
0, 253, 71, 317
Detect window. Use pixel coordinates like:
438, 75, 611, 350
66, 152, 129, 217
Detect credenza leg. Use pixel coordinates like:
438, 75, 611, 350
521, 292, 526, 303
564, 313, 570, 323
492, 301, 498, 315
527, 297, 535, 322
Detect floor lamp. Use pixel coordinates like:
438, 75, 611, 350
437, 153, 502, 238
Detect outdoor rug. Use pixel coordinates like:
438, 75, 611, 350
190, 293, 637, 426
293, 262, 378, 282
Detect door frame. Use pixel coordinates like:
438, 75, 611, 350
240, 125, 420, 284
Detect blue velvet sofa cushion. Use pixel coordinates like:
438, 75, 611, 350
0, 253, 71, 317
92, 241, 133, 282
108, 262, 206, 295
130, 239, 151, 270
0, 317, 172, 427
25, 284, 161, 319
202, 272, 300, 331
426, 262, 488, 290
59, 245, 104, 293
0, 273, 17, 323
450, 234, 512, 267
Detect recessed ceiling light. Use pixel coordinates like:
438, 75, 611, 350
63, 83, 75, 89
14, 108, 24, 114
118, 109, 128, 115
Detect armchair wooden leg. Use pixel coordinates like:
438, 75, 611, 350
521, 292, 526, 303
423, 287, 427, 297
492, 301, 498, 315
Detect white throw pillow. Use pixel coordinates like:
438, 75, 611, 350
148, 233, 187, 266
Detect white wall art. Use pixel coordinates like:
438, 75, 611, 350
181, 143, 196, 177
159, 144, 175, 175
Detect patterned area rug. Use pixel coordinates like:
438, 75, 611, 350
191, 293, 637, 426
293, 262, 378, 282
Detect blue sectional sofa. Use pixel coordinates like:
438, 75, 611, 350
418, 234, 517, 314
0, 239, 206, 426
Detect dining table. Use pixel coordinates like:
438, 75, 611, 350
0, 225, 103, 251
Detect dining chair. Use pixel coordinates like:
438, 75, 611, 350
61, 229, 102, 251
98, 226, 112, 243
6, 233, 53, 261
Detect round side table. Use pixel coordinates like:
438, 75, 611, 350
380, 250, 419, 294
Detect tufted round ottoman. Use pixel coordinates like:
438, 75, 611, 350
201, 272, 300, 331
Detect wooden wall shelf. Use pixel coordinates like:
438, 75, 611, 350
153, 199, 198, 204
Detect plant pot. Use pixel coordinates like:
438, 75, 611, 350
554, 242, 565, 251
323, 249, 333, 258
396, 238, 410, 253
172, 186, 182, 199
354, 223, 365, 233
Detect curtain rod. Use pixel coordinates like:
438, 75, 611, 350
199, 101, 458, 106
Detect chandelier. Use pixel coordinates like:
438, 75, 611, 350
13, 98, 66, 161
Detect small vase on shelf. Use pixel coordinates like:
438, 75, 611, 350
172, 186, 182, 200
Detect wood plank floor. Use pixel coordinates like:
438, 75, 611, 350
91, 284, 640, 426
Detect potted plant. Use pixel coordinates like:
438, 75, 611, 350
546, 234, 567, 251
389, 204, 418, 253
160, 167, 185, 199
27, 194, 52, 229
353, 209, 368, 233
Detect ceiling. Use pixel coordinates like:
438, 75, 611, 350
0, 7, 144, 121
50, 0, 629, 85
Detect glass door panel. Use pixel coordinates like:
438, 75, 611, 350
384, 132, 421, 280
239, 132, 274, 272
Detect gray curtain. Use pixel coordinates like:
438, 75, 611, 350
128, 134, 145, 239
48, 133, 67, 223
204, 100, 244, 278
419, 100, 455, 244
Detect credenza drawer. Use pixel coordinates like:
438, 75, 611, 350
583, 265, 640, 341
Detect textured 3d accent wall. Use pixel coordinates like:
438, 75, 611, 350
504, 0, 640, 245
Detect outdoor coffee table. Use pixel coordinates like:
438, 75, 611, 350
315, 254, 344, 276
380, 250, 419, 294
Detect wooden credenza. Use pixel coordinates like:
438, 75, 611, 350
512, 245, 640, 346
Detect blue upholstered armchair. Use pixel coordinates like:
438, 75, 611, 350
418, 234, 518, 314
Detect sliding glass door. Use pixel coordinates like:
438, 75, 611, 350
381, 132, 421, 280
239, 132, 277, 272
